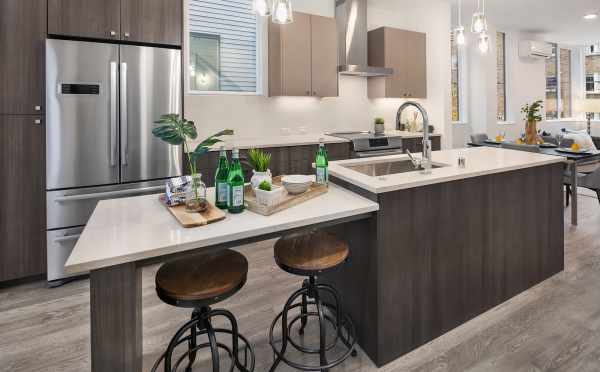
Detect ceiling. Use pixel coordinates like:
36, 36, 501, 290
451, 0, 600, 46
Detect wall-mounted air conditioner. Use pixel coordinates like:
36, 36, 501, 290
519, 40, 553, 59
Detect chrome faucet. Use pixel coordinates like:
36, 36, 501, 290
396, 101, 432, 174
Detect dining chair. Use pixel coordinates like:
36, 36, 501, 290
564, 167, 600, 206
470, 133, 489, 144
500, 142, 541, 153
541, 135, 559, 145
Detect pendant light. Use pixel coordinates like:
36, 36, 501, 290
478, 32, 489, 53
272, 0, 293, 24
471, 0, 487, 34
252, 0, 271, 17
454, 0, 466, 45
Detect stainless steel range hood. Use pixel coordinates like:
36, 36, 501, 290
336, 0, 393, 77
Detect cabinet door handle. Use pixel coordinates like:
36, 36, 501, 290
110, 30, 117, 37
34, 105, 41, 111
124, 32, 130, 38
313, 91, 317, 96
34, 119, 41, 125
305, 91, 310, 96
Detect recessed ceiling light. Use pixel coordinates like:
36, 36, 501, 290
583, 13, 598, 20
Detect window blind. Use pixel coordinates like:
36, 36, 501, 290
189, 0, 258, 92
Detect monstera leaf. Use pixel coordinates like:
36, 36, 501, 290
190, 129, 234, 162
153, 114, 233, 169
152, 114, 198, 145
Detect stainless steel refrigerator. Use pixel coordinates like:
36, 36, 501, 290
45, 39, 182, 283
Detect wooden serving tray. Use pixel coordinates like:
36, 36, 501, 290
159, 195, 226, 228
244, 176, 328, 216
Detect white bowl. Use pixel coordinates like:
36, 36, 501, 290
281, 175, 313, 195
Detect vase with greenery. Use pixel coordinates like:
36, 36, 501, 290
152, 114, 233, 212
521, 100, 543, 145
247, 148, 272, 189
374, 117, 385, 134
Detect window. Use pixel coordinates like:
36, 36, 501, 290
496, 32, 506, 121
545, 43, 572, 119
188, 0, 259, 93
560, 48, 571, 118
585, 43, 600, 120
451, 32, 460, 122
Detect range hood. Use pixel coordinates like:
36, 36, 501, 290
336, 0, 393, 77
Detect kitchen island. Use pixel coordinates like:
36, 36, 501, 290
323, 146, 566, 366
64, 183, 378, 372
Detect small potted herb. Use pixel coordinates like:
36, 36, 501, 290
374, 117, 385, 135
248, 148, 272, 189
254, 180, 284, 207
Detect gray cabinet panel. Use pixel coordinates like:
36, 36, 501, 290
121, 0, 182, 46
0, 0, 46, 115
310, 15, 338, 97
48, 0, 121, 40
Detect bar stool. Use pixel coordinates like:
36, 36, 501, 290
268, 230, 357, 372
151, 250, 255, 372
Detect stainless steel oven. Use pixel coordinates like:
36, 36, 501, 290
326, 131, 405, 158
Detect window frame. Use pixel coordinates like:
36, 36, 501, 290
184, 0, 264, 96
545, 43, 573, 120
451, 31, 468, 124
496, 32, 507, 123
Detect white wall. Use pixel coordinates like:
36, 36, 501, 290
184, 0, 452, 148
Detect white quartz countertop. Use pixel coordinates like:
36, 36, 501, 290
328, 147, 566, 194
206, 131, 441, 151
65, 183, 379, 273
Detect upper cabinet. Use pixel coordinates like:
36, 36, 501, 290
48, 0, 182, 46
269, 12, 338, 97
121, 0, 182, 46
48, 0, 121, 41
0, 0, 46, 115
367, 27, 427, 99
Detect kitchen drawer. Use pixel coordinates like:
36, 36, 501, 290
47, 227, 84, 281
46, 181, 164, 229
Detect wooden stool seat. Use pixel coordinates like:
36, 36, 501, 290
156, 249, 248, 307
274, 231, 349, 274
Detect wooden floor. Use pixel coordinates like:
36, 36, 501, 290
1, 193, 600, 372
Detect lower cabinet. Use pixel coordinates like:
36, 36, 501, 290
194, 142, 351, 187
402, 136, 441, 153
0, 116, 45, 282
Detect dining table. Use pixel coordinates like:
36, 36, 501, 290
468, 141, 600, 226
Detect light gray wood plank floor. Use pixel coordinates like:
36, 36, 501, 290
1, 193, 600, 372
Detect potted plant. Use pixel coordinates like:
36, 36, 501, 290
254, 180, 284, 207
247, 148, 272, 189
374, 117, 385, 135
521, 100, 543, 145
152, 114, 233, 212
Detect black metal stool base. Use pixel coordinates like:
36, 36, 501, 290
268, 277, 357, 372
152, 307, 255, 372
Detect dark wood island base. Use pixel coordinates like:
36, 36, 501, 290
325, 163, 565, 367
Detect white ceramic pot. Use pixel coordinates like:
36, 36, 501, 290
254, 185, 284, 207
250, 170, 272, 190
374, 122, 385, 135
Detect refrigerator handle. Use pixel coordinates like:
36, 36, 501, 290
110, 62, 118, 167
120, 62, 128, 166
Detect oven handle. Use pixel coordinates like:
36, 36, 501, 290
53, 185, 164, 203
354, 149, 406, 158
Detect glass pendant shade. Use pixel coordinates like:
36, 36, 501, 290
272, 0, 293, 24
253, 0, 271, 16
478, 32, 489, 53
471, 12, 487, 33
455, 26, 466, 45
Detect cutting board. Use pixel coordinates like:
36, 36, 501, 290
159, 195, 226, 228
244, 176, 328, 216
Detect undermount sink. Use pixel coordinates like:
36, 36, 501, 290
342, 159, 447, 177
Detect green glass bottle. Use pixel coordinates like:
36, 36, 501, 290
214, 146, 229, 209
315, 139, 329, 185
227, 147, 245, 213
